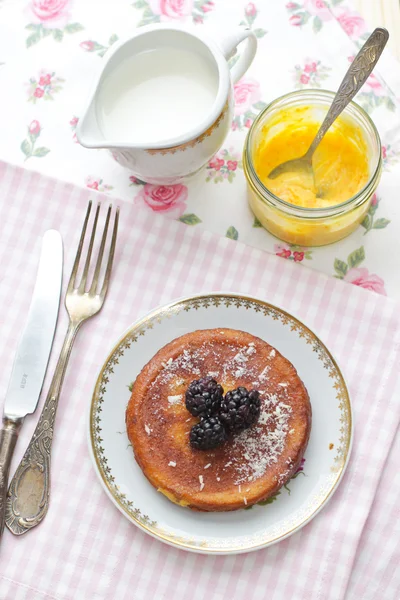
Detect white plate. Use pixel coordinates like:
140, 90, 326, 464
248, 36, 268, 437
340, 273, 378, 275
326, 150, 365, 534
88, 293, 352, 554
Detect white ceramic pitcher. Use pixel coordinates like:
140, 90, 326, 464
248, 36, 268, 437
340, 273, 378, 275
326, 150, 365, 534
76, 24, 257, 184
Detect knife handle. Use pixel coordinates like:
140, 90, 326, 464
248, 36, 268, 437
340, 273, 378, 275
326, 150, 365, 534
6, 321, 80, 535
0, 418, 21, 540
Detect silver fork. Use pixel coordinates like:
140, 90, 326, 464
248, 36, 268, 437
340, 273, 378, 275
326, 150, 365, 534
5, 201, 119, 535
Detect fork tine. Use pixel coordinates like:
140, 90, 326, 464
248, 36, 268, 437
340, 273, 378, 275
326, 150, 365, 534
67, 201, 92, 293
89, 205, 111, 295
78, 203, 100, 293
100, 207, 119, 300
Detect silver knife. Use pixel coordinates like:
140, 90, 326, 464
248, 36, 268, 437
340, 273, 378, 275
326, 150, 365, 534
0, 230, 62, 539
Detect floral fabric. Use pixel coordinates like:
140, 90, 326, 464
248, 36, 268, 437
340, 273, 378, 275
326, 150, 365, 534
0, 0, 400, 297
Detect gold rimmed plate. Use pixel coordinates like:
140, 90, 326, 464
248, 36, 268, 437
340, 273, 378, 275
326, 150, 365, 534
88, 293, 352, 554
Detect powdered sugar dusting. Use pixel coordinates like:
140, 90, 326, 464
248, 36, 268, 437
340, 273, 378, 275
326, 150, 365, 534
230, 392, 292, 485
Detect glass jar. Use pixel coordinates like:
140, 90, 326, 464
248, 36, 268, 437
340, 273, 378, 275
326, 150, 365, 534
243, 90, 382, 246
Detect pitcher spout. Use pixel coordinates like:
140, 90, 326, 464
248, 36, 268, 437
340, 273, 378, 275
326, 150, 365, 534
76, 99, 106, 149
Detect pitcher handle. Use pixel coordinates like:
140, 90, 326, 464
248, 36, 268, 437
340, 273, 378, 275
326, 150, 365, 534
217, 28, 257, 84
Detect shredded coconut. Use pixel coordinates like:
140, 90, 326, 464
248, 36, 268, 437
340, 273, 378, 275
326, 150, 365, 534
244, 498, 247, 505
259, 365, 270, 381
199, 475, 205, 491
167, 394, 183, 405
269, 349, 276, 358
216, 477, 221, 482
168, 461, 176, 467
278, 383, 288, 388
238, 485, 242, 492
144, 424, 151, 435
231, 392, 292, 485
208, 371, 219, 377
225, 462, 232, 467
204, 463, 211, 469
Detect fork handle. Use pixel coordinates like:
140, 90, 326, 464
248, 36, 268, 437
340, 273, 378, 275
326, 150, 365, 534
5, 321, 80, 535
306, 28, 389, 160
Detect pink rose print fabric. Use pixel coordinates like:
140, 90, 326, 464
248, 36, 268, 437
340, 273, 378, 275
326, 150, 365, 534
303, 0, 332, 21
333, 246, 387, 295
28, 0, 71, 28
24, 0, 83, 47
336, 8, 366, 39
231, 78, 266, 130
133, 0, 214, 26
85, 176, 113, 193
148, 0, 194, 19
135, 183, 188, 218
20, 120, 50, 160
27, 70, 64, 103
344, 267, 387, 295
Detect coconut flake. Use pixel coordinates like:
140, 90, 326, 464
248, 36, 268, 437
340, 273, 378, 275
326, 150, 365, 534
259, 365, 270, 381
231, 392, 292, 484
244, 498, 247, 505
199, 475, 205, 491
144, 424, 151, 435
204, 463, 211, 469
168, 461, 176, 467
168, 394, 183, 405
269, 349, 276, 359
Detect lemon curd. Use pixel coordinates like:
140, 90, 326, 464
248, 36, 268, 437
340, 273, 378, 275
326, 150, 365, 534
244, 91, 382, 246
254, 106, 370, 208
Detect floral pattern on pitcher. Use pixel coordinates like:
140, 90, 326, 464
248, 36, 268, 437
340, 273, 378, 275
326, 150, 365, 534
232, 78, 267, 131
132, 0, 214, 27
80, 34, 119, 58
333, 246, 386, 295
360, 194, 390, 235
239, 3, 267, 38
274, 243, 313, 262
85, 176, 114, 193
24, 0, 84, 48
293, 58, 331, 88
206, 148, 243, 183
20, 120, 50, 160
27, 70, 64, 103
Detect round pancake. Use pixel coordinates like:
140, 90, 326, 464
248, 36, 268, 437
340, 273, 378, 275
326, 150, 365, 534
126, 328, 311, 511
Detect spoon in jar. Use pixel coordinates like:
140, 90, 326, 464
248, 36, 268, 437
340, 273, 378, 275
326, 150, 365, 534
268, 27, 389, 190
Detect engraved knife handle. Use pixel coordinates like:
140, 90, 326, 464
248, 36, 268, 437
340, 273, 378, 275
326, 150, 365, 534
0, 418, 22, 540
6, 321, 79, 535
307, 28, 389, 159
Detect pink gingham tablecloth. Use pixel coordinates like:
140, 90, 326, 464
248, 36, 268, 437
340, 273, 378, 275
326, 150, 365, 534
0, 161, 399, 600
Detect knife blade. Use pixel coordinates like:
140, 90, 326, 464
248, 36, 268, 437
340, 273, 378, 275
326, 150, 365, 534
0, 230, 62, 539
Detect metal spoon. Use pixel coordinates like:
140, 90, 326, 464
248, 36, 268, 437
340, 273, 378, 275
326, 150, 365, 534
268, 28, 389, 186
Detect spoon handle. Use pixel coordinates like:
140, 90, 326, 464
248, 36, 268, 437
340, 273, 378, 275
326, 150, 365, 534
306, 27, 389, 159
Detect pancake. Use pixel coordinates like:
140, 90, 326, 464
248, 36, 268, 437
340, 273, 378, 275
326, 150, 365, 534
126, 328, 311, 511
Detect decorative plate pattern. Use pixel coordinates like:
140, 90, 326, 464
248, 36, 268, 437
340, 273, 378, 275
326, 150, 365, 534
88, 293, 352, 554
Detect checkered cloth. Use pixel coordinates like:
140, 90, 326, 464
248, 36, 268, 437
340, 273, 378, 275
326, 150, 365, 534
0, 162, 399, 600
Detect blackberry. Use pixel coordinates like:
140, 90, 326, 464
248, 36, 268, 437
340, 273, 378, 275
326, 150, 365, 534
185, 377, 224, 417
220, 387, 261, 434
190, 416, 227, 451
